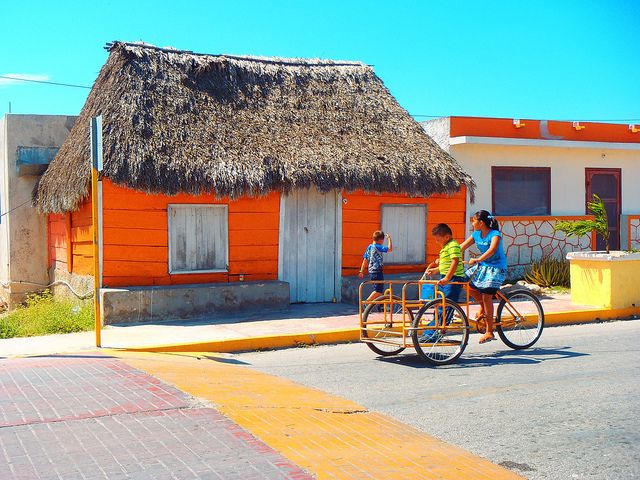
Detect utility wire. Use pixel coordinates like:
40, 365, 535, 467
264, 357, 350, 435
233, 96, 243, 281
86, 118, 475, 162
0, 199, 33, 219
1, 73, 638, 123
0, 74, 91, 89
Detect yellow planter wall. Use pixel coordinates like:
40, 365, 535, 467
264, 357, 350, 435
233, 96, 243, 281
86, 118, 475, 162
568, 253, 640, 308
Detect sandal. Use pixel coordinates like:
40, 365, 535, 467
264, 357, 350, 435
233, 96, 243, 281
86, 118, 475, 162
474, 312, 486, 334
478, 334, 496, 344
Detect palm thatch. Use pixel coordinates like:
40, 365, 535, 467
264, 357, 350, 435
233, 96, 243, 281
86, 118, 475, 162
34, 41, 474, 213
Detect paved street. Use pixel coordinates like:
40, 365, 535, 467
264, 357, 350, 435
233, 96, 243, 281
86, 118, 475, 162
0, 354, 310, 479
235, 320, 640, 480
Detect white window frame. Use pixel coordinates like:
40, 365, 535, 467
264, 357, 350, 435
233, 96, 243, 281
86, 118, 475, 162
381, 203, 427, 265
168, 204, 229, 274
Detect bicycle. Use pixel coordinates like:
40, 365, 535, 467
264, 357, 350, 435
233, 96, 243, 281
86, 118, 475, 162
359, 279, 544, 366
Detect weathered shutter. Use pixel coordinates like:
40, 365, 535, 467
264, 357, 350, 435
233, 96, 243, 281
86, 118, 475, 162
381, 204, 426, 264
169, 205, 228, 273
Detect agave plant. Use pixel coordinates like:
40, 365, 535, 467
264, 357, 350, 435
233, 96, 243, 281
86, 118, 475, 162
554, 194, 610, 253
524, 257, 570, 288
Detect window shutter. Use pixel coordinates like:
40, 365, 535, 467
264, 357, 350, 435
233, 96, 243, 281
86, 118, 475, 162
168, 205, 228, 273
381, 204, 427, 264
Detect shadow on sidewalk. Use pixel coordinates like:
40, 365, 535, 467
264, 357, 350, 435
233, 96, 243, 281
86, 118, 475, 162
374, 346, 588, 369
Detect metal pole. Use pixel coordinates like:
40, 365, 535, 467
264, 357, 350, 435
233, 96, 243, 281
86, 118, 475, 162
90, 116, 103, 347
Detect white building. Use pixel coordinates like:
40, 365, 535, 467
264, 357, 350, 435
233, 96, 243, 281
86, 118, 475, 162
423, 116, 640, 278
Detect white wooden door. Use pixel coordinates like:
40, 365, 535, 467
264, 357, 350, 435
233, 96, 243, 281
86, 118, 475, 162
279, 188, 340, 303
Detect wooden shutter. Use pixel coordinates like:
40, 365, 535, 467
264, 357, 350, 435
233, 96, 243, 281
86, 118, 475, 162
168, 205, 228, 273
381, 204, 426, 264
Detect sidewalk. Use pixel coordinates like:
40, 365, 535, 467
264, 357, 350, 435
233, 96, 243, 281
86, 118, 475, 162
0, 353, 310, 479
0, 350, 523, 479
1, 294, 638, 357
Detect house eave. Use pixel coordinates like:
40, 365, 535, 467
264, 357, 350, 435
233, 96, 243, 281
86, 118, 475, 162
450, 136, 640, 151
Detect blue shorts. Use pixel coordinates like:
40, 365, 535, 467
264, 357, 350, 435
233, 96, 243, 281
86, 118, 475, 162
369, 271, 384, 294
422, 275, 468, 335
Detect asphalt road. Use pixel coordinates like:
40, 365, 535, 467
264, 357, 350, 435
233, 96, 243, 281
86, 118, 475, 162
235, 320, 640, 480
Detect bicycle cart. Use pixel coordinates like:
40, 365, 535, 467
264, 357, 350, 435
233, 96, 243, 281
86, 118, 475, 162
359, 279, 544, 366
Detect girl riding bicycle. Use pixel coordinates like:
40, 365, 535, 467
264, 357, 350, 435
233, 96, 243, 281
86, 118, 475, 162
460, 210, 508, 344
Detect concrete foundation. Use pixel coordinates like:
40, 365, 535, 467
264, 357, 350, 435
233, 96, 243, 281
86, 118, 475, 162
100, 281, 290, 325
341, 273, 424, 304
48, 267, 93, 301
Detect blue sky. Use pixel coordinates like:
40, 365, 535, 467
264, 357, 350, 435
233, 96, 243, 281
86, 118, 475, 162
1, 0, 638, 122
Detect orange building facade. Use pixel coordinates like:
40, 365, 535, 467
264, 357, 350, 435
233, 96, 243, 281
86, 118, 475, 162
48, 179, 466, 298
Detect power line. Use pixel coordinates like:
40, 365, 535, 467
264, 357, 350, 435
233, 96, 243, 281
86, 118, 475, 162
1, 73, 638, 123
0, 75, 91, 89
0, 199, 32, 219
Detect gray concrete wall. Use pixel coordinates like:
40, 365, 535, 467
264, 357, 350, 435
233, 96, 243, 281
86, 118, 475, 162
0, 117, 8, 307
48, 266, 94, 301
1, 114, 76, 307
101, 281, 290, 325
341, 273, 425, 304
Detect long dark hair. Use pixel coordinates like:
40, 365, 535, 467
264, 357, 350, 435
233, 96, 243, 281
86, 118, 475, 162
474, 210, 500, 231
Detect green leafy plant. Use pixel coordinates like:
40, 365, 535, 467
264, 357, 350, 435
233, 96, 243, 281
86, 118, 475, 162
554, 194, 610, 253
524, 257, 570, 288
0, 290, 94, 339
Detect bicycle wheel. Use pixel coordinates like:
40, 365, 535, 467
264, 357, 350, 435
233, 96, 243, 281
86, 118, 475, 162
411, 298, 469, 365
361, 295, 412, 356
496, 289, 544, 349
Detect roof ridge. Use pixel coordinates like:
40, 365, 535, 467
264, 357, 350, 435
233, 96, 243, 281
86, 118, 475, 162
106, 41, 369, 68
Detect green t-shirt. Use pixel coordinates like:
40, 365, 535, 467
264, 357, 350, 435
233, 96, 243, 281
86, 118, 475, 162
439, 239, 465, 277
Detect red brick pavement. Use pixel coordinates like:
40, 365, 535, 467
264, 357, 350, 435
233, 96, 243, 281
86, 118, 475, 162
0, 354, 311, 480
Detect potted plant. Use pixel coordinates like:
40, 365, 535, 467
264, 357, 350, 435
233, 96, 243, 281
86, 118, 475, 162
555, 194, 640, 309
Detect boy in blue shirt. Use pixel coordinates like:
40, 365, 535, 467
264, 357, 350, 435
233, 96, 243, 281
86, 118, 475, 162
358, 230, 393, 300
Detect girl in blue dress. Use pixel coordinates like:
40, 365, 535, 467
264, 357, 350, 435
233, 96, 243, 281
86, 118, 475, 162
460, 210, 508, 344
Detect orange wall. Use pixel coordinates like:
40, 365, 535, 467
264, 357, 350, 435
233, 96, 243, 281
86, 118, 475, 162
50, 181, 467, 286
101, 179, 280, 287
341, 189, 467, 275
449, 116, 640, 144
47, 213, 68, 270
71, 197, 94, 275
47, 196, 94, 276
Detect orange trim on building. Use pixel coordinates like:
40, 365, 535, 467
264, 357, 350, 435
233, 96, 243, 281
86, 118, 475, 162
449, 116, 640, 144
495, 215, 595, 222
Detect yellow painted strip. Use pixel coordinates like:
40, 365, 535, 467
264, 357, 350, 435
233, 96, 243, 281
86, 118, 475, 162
544, 306, 640, 326
123, 328, 360, 353
122, 306, 640, 354
111, 350, 523, 479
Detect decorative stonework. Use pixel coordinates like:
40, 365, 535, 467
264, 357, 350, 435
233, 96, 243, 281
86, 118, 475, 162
629, 217, 640, 250
498, 217, 593, 281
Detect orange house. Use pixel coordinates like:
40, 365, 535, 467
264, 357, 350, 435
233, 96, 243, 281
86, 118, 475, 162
36, 42, 473, 323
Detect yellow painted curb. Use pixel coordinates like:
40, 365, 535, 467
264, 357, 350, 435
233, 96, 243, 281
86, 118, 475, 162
123, 327, 360, 353
122, 306, 640, 354
113, 350, 524, 479
544, 306, 640, 326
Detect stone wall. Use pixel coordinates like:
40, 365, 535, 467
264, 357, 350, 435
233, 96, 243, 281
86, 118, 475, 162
498, 216, 593, 281
629, 216, 640, 251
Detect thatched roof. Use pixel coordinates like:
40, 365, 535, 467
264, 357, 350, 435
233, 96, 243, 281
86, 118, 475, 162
34, 41, 474, 213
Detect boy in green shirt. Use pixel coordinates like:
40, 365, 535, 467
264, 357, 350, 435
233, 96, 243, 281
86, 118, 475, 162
419, 223, 467, 342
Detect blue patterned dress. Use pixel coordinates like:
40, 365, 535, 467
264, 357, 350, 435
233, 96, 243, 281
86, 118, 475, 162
465, 230, 507, 294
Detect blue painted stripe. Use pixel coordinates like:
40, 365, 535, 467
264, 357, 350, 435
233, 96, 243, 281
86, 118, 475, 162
16, 146, 59, 166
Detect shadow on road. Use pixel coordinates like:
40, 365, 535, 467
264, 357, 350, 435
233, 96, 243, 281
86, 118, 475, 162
375, 346, 588, 369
